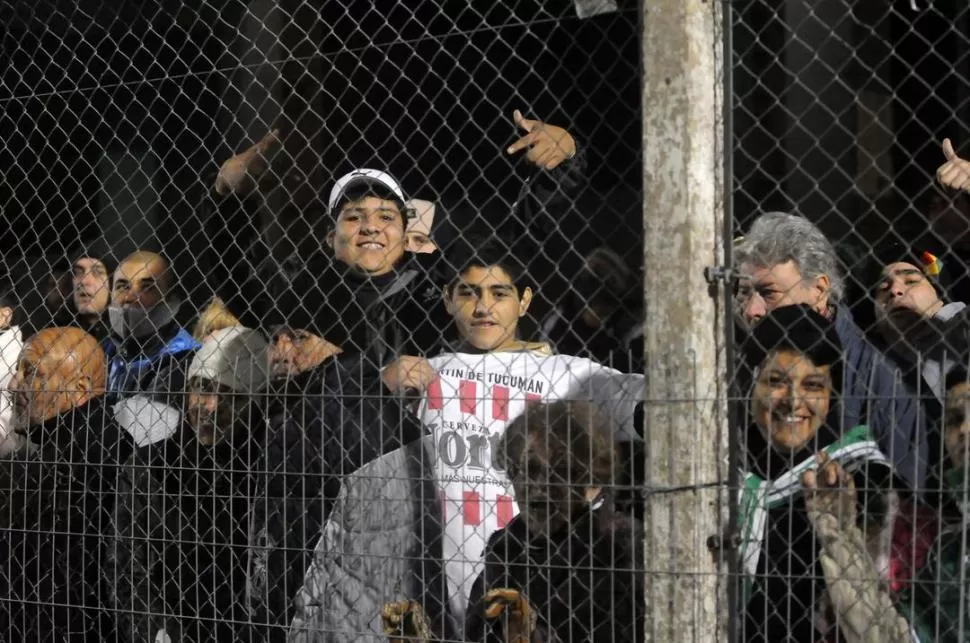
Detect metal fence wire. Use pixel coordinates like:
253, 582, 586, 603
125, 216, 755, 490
0, 1, 652, 642
733, 2, 970, 643
7, 0, 970, 641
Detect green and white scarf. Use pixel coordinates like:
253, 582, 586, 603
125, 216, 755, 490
737, 425, 888, 605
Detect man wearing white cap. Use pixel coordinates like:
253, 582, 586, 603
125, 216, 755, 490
203, 110, 582, 364
112, 326, 273, 643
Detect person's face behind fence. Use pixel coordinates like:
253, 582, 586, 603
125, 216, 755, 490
736, 261, 830, 328
9, 333, 96, 428
73, 257, 110, 316
186, 377, 252, 446
447, 265, 532, 351
508, 432, 587, 537
873, 261, 944, 334
328, 196, 405, 276
112, 254, 170, 310
751, 348, 832, 454
270, 329, 342, 379
945, 381, 970, 470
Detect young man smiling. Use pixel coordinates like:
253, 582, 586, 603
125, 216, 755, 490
205, 111, 585, 364
381, 241, 644, 621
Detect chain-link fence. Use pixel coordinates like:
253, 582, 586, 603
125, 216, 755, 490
8, 0, 970, 640
0, 1, 656, 642
732, 1, 970, 642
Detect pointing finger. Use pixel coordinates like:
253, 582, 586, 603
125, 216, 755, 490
507, 131, 539, 155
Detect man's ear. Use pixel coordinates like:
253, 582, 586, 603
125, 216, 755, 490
0, 307, 13, 330
811, 274, 831, 307
443, 288, 455, 316
74, 374, 92, 405
326, 229, 335, 249
518, 287, 534, 317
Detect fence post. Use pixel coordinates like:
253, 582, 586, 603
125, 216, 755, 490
641, 0, 729, 641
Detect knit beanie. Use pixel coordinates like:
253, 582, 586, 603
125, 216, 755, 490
187, 326, 270, 393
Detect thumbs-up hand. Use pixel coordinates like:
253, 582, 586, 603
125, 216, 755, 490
506, 110, 577, 171
936, 138, 970, 193
214, 129, 282, 197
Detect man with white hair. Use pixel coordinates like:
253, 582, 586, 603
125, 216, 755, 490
735, 212, 923, 490
112, 326, 272, 643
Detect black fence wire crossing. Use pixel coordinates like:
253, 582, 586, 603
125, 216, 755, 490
3, 0, 970, 641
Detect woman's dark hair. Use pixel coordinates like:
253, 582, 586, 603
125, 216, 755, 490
499, 400, 618, 489
741, 304, 844, 396
444, 239, 532, 298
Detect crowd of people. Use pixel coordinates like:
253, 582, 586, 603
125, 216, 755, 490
6, 100, 970, 643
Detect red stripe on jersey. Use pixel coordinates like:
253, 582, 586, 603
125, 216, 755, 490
459, 380, 477, 414
526, 393, 541, 404
496, 495, 514, 528
492, 385, 510, 421
427, 377, 443, 410
463, 490, 481, 525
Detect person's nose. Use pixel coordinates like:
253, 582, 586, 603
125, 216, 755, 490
360, 212, 382, 235
888, 279, 906, 300
743, 294, 767, 325
473, 293, 492, 316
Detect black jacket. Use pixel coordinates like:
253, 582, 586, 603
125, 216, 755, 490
250, 355, 427, 641
465, 502, 645, 643
0, 397, 136, 642
111, 422, 269, 643
202, 152, 587, 362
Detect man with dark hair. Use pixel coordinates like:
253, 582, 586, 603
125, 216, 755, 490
103, 250, 200, 401
379, 239, 643, 622
66, 246, 114, 340
204, 111, 585, 364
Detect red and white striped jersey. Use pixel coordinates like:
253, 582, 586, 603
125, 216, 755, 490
417, 349, 643, 618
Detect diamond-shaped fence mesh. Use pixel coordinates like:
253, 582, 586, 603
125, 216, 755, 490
10, 0, 970, 641
0, 1, 653, 642
733, 1, 970, 643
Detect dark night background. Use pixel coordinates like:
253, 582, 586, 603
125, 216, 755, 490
0, 0, 965, 324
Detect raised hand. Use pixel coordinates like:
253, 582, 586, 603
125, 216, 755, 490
803, 452, 857, 529
506, 110, 576, 171
381, 356, 438, 394
936, 138, 970, 193
482, 588, 538, 643
214, 129, 282, 197
381, 600, 433, 643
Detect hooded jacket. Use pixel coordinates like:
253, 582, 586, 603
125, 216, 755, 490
202, 151, 586, 362
102, 322, 200, 404
111, 426, 269, 643
0, 397, 136, 642
287, 436, 458, 643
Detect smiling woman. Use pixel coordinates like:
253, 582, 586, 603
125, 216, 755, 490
736, 303, 898, 643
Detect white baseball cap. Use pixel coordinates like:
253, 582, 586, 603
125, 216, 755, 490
327, 168, 408, 216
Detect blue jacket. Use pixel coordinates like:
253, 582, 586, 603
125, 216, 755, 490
102, 328, 200, 403
834, 307, 924, 490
